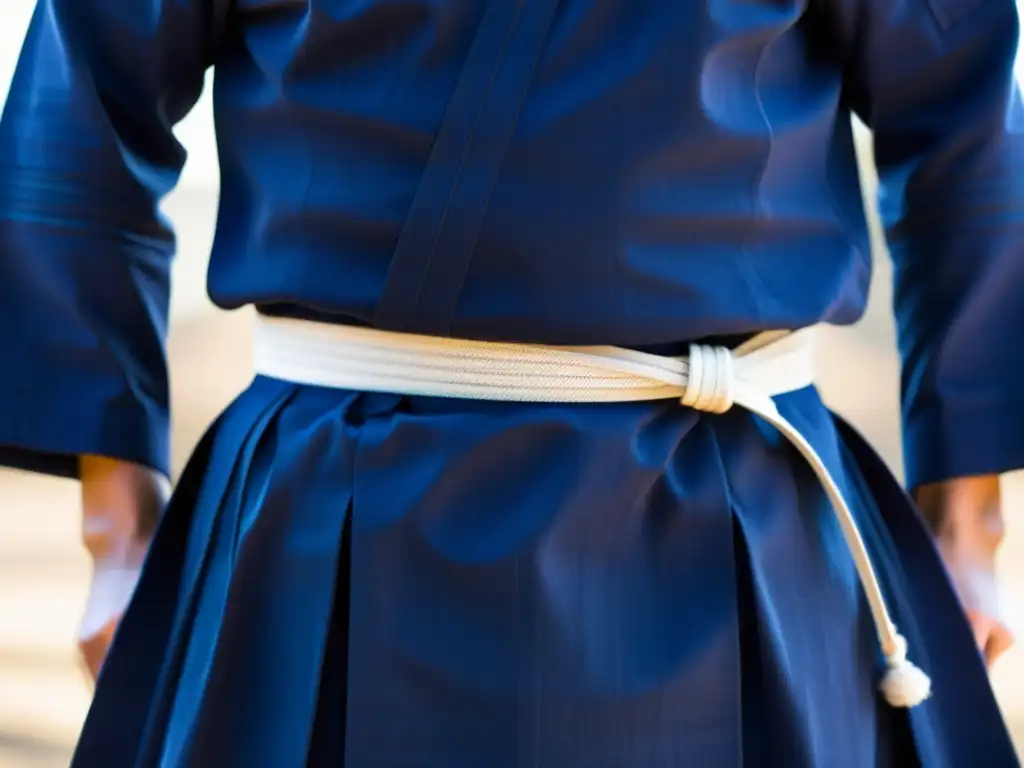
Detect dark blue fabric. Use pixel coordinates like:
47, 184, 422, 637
1, 0, 1023, 484
1, 0, 1022, 764
69, 380, 1014, 766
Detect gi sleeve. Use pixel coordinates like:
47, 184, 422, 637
0, 0, 224, 479
838, 0, 1024, 488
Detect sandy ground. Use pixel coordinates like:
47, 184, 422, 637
1, 189, 1023, 765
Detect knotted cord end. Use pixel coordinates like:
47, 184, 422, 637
879, 634, 932, 708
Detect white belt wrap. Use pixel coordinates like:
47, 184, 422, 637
253, 314, 931, 708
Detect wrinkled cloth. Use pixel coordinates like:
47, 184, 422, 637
72, 379, 1015, 766
2, 0, 1024, 488
1, 0, 1022, 764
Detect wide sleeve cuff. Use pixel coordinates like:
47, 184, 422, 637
0, 380, 170, 480
902, 399, 1024, 489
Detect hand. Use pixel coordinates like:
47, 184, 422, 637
78, 455, 169, 681
915, 475, 1014, 669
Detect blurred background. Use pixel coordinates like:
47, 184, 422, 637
1, 3, 1023, 766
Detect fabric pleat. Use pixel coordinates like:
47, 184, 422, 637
71, 381, 1017, 767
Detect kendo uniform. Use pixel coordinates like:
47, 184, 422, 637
1, 0, 1022, 765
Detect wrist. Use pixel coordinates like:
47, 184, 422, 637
79, 455, 169, 563
913, 474, 1004, 558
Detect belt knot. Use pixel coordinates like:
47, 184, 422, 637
680, 344, 735, 414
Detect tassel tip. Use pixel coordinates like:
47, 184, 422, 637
880, 658, 932, 708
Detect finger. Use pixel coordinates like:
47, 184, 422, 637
984, 624, 1015, 668
967, 610, 993, 653
77, 616, 119, 682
